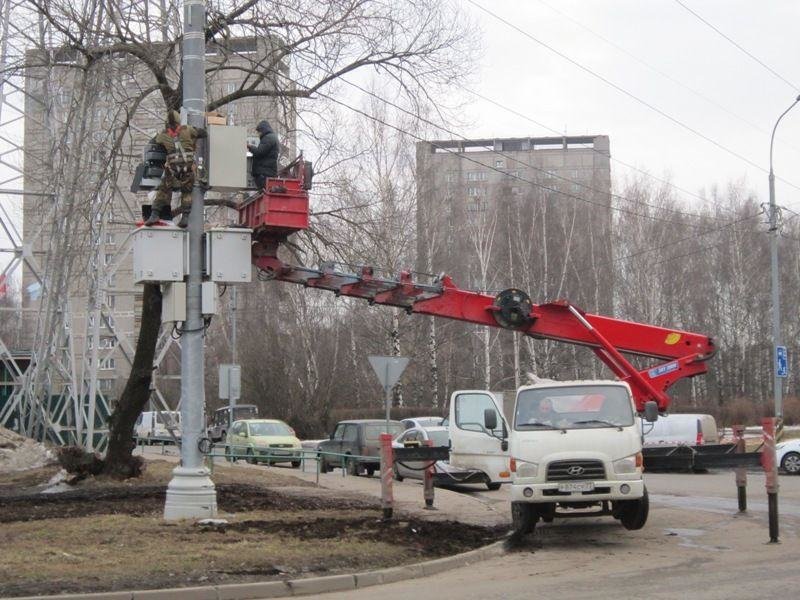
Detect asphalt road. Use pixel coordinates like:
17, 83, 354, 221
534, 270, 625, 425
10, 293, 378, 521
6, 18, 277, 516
322, 471, 800, 600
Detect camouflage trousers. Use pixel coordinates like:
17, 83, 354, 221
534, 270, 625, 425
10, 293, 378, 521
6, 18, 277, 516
153, 162, 194, 215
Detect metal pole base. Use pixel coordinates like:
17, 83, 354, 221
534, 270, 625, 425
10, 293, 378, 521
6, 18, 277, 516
768, 491, 779, 543
164, 465, 218, 520
737, 485, 747, 512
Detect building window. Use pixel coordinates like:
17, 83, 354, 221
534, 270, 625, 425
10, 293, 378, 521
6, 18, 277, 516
467, 187, 486, 197
98, 378, 114, 391
105, 233, 115, 245
466, 199, 487, 213
467, 171, 487, 182
100, 358, 116, 370
494, 159, 505, 169
445, 172, 457, 183
103, 253, 113, 266
511, 186, 522, 195
100, 336, 117, 349
105, 294, 115, 309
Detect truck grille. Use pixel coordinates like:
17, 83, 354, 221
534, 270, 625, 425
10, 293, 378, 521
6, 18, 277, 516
546, 460, 605, 481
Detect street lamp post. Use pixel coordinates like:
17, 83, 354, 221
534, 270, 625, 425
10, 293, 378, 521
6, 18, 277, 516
768, 94, 800, 421
163, 0, 217, 520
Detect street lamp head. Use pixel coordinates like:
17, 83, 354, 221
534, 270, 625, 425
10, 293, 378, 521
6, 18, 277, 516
795, 94, 800, 103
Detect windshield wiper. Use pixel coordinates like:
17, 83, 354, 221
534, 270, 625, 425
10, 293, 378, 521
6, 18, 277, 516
573, 419, 621, 429
518, 422, 557, 430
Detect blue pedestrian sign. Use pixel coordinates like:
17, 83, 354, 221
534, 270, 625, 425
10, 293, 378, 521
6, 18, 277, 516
776, 346, 788, 378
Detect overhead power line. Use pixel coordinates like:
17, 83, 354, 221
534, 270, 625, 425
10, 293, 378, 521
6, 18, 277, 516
536, 0, 800, 157
337, 75, 715, 223
319, 89, 701, 228
673, 0, 799, 91
464, 0, 800, 193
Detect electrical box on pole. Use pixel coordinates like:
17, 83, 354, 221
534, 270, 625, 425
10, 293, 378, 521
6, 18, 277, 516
207, 125, 248, 191
204, 227, 252, 283
132, 227, 187, 283
218, 364, 241, 401
161, 282, 187, 322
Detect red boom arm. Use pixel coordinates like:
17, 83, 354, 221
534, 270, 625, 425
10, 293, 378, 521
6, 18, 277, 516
240, 176, 715, 412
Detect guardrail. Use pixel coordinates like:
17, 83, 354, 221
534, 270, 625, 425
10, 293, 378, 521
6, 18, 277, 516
206, 443, 376, 485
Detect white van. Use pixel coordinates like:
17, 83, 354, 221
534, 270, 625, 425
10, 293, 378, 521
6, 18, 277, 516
642, 413, 718, 446
135, 411, 181, 442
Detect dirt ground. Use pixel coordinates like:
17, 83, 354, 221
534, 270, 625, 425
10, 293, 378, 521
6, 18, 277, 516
0, 460, 503, 598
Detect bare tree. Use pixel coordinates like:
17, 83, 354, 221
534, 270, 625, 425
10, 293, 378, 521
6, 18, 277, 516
11, 0, 476, 474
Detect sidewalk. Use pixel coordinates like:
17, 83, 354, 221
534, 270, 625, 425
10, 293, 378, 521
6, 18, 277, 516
140, 446, 510, 528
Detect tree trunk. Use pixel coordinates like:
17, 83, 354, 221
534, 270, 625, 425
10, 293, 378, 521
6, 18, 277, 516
102, 284, 162, 478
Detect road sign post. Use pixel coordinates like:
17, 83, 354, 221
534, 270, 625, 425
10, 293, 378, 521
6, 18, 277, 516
776, 346, 788, 378
368, 356, 409, 521
368, 356, 409, 431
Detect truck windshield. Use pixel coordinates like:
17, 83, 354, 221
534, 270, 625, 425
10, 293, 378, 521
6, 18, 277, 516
515, 385, 634, 430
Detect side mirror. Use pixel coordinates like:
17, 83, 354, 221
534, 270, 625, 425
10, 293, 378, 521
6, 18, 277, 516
501, 440, 509, 452
329, 432, 335, 440
484, 409, 498, 431
242, 430, 249, 438
644, 401, 659, 423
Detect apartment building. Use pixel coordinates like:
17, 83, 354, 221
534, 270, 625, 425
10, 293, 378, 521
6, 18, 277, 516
416, 135, 613, 311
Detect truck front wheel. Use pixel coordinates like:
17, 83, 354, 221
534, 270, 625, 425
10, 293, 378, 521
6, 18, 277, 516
619, 488, 649, 530
511, 502, 537, 535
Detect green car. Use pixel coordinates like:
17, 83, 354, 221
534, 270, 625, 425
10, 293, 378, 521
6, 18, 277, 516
226, 419, 303, 467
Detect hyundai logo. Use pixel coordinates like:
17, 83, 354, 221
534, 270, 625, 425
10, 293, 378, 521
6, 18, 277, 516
566, 465, 585, 476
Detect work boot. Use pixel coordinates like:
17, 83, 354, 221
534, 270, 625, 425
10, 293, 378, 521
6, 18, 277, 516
143, 210, 161, 226
177, 211, 190, 229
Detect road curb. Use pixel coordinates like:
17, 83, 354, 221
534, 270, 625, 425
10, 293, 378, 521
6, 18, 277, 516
7, 540, 506, 600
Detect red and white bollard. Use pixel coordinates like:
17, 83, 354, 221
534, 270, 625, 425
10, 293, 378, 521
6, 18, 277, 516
423, 439, 435, 510
379, 433, 394, 520
761, 417, 779, 543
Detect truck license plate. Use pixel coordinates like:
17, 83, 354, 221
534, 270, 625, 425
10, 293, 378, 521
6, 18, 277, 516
558, 481, 595, 493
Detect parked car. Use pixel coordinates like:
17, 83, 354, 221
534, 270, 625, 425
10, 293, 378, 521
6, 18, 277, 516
402, 416, 445, 430
135, 411, 180, 443
208, 404, 259, 442
777, 438, 800, 474
642, 413, 719, 446
393, 426, 490, 487
317, 419, 405, 476
226, 419, 302, 467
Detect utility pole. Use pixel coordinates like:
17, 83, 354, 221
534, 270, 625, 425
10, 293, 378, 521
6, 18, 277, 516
768, 94, 799, 421
164, 0, 217, 520
229, 286, 238, 435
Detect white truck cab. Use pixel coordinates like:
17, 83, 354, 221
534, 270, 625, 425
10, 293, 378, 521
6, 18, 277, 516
485, 380, 653, 534
447, 390, 511, 490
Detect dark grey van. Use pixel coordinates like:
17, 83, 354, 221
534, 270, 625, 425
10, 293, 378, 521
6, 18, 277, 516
317, 419, 404, 476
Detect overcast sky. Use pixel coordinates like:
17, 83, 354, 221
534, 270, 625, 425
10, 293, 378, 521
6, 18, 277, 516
458, 0, 800, 211
3, 1, 800, 277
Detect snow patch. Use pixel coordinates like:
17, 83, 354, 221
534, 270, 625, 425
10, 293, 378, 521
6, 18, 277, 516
0, 426, 57, 473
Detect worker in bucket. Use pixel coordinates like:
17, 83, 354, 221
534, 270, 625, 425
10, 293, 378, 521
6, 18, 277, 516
247, 119, 280, 190
145, 109, 206, 228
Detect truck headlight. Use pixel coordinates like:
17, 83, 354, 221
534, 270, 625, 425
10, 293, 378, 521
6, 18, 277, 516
613, 455, 639, 474
516, 461, 538, 478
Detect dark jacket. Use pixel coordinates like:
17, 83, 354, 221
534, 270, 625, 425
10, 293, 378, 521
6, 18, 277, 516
249, 120, 279, 178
